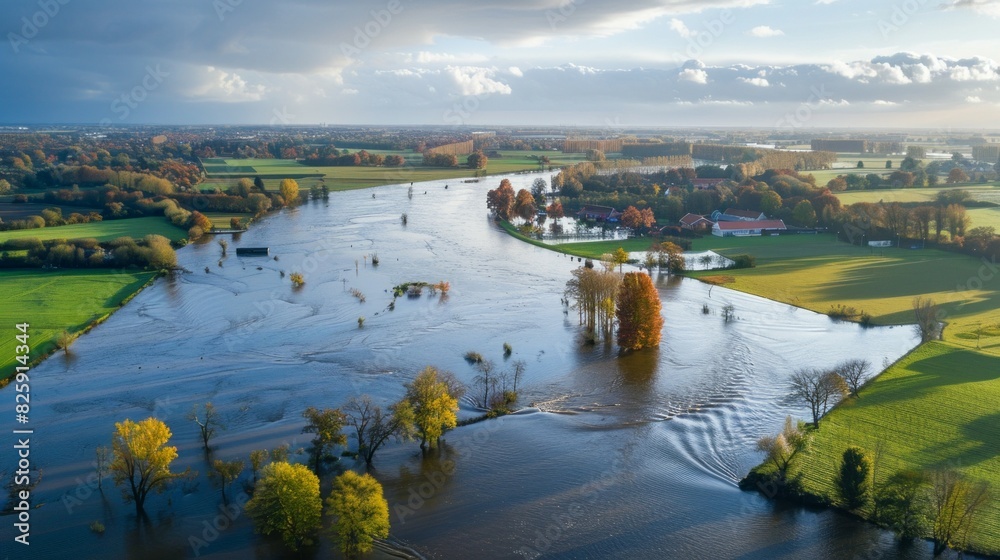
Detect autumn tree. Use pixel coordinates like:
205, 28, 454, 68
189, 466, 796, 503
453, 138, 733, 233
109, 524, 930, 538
279, 178, 300, 204
837, 358, 871, 398
399, 366, 460, 450
565, 266, 622, 339
531, 177, 547, 204
301, 407, 347, 473
836, 446, 873, 509
546, 200, 565, 219
788, 369, 848, 428
486, 179, 515, 221
110, 417, 180, 516
616, 272, 664, 351
246, 462, 322, 551
187, 402, 224, 451
327, 471, 390, 559
620, 206, 642, 230
945, 204, 970, 239
930, 469, 990, 555
343, 395, 412, 466
947, 168, 969, 184
467, 151, 488, 169
649, 241, 685, 274
611, 247, 629, 272
512, 189, 537, 222
791, 200, 817, 227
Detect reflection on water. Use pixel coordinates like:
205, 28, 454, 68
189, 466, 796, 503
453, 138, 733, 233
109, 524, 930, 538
12, 172, 975, 559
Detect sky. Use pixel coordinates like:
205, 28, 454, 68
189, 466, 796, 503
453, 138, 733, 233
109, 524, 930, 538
1, 0, 998, 129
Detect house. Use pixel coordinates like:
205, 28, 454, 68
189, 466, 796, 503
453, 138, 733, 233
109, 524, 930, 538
576, 205, 621, 222
717, 208, 768, 222
691, 178, 726, 190
679, 213, 714, 231
712, 219, 786, 237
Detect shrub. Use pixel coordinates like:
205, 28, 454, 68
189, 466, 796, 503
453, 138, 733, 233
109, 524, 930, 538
290, 272, 305, 286
503, 342, 512, 357
464, 351, 484, 364
728, 254, 756, 269
89, 521, 105, 534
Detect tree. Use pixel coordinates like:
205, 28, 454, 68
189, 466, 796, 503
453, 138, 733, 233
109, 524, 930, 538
0, 179, 11, 194
756, 416, 810, 482
343, 395, 410, 466
760, 190, 782, 215
531, 178, 548, 204
279, 178, 300, 204
253, 176, 265, 192
856, 160, 864, 168
110, 417, 180, 516
234, 177, 253, 197
611, 247, 629, 272
913, 296, 942, 342
907, 145, 927, 159
947, 168, 969, 184
486, 179, 515, 221
791, 200, 817, 227
876, 469, 930, 540
246, 462, 322, 551
616, 272, 664, 351
788, 369, 848, 428
301, 407, 347, 472
327, 471, 390, 559
545, 200, 564, 219
944, 204, 969, 239
620, 206, 642, 230
565, 266, 622, 339
210, 459, 244, 505
512, 189, 537, 222
249, 449, 267, 484
649, 241, 684, 274
187, 402, 224, 451
836, 446, 873, 509
900, 156, 920, 171
826, 177, 847, 192
886, 160, 893, 169
467, 151, 488, 169
399, 366, 459, 449
837, 358, 871, 397
930, 470, 991, 555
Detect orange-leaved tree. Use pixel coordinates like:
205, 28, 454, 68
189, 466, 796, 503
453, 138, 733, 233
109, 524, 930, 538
616, 272, 664, 351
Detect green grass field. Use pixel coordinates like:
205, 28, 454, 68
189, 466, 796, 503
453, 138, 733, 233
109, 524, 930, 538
0, 269, 157, 381
202, 152, 582, 192
0, 217, 186, 243
792, 341, 1000, 554
833, 184, 1000, 205
202, 212, 252, 229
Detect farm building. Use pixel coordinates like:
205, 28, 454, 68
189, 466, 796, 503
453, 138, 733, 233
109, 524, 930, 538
576, 205, 622, 222
712, 219, 787, 237
716, 209, 768, 222
679, 213, 714, 231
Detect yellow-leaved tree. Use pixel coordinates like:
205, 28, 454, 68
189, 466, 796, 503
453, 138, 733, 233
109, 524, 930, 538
327, 471, 390, 558
246, 461, 322, 551
398, 366, 459, 449
110, 417, 180, 516
279, 178, 300, 205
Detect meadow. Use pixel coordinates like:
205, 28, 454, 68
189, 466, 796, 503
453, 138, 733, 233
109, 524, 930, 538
0, 269, 157, 381
792, 341, 1000, 555
0, 216, 187, 243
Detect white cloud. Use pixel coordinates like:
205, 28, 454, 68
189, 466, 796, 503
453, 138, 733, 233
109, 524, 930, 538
187, 67, 266, 102
669, 18, 694, 38
739, 77, 770, 87
815, 0, 838, 3
678, 68, 708, 84
508, 66, 523, 77
944, 0, 1000, 17
446, 66, 512, 96
872, 100, 898, 105
748, 26, 784, 37
966, 95, 983, 103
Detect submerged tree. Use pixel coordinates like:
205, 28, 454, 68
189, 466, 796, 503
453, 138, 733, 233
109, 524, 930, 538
565, 267, 622, 339
327, 471, 390, 559
486, 179, 516, 221
398, 366, 460, 450
343, 395, 411, 466
210, 458, 244, 505
187, 402, 224, 451
110, 417, 180, 516
616, 272, 664, 351
301, 407, 347, 473
246, 461, 322, 551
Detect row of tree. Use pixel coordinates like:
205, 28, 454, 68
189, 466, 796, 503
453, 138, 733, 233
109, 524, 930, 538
0, 234, 177, 269
564, 264, 664, 351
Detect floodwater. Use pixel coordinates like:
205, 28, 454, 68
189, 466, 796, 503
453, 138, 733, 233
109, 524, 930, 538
7, 172, 975, 559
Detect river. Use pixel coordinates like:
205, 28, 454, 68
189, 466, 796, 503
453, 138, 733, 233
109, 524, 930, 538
8, 172, 973, 559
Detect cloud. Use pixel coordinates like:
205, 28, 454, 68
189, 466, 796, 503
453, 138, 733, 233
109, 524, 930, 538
186, 67, 266, 102
669, 18, 694, 38
679, 68, 709, 84
748, 25, 784, 37
446, 67, 512, 96
943, 0, 1000, 17
739, 77, 770, 87
966, 95, 983, 103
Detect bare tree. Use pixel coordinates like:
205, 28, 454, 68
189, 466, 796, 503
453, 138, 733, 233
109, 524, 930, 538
343, 395, 410, 466
511, 360, 527, 393
473, 360, 497, 409
187, 402, 225, 451
789, 369, 849, 429
913, 296, 943, 342
838, 359, 872, 397
756, 416, 810, 482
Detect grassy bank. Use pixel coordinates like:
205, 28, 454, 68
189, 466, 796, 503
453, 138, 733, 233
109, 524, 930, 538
790, 341, 1000, 555
0, 269, 158, 382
